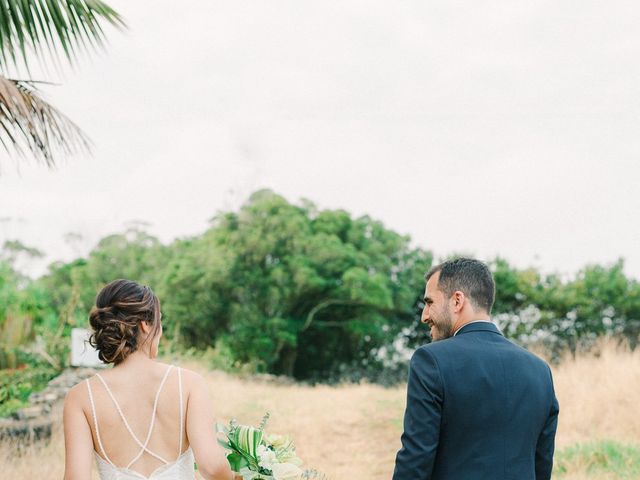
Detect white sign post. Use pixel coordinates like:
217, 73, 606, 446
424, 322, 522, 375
70, 328, 106, 368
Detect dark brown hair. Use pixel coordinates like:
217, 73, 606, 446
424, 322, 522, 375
426, 257, 495, 314
88, 279, 161, 365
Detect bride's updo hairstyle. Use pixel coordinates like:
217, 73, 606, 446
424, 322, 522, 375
88, 279, 161, 365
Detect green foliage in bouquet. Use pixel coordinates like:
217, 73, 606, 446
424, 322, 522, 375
216, 418, 264, 473
216, 413, 326, 480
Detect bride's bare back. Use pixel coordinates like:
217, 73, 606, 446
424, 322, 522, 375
86, 361, 187, 476
65, 356, 231, 479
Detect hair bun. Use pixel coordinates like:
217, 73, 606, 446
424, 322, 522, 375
87, 279, 160, 365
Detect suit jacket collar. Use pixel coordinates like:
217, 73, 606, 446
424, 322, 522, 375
455, 320, 503, 337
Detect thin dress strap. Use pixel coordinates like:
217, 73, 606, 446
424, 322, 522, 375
86, 379, 116, 467
95, 364, 174, 467
177, 366, 184, 459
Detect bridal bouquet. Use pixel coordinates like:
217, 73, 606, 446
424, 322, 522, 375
216, 413, 326, 480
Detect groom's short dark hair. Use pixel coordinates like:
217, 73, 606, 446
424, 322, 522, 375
426, 258, 495, 314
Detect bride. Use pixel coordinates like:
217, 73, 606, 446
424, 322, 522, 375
62, 279, 235, 480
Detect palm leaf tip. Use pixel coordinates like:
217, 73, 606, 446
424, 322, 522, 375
0, 75, 91, 167
0, 0, 126, 70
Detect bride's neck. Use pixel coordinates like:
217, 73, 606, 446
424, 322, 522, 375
114, 349, 156, 370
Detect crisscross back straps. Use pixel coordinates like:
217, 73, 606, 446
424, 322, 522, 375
95, 364, 174, 467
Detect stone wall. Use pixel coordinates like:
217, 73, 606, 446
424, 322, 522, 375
0, 367, 97, 443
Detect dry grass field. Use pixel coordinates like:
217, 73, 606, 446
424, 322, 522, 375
1, 340, 639, 479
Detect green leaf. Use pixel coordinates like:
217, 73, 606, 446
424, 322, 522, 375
227, 452, 249, 471
217, 439, 232, 449
0, 0, 126, 71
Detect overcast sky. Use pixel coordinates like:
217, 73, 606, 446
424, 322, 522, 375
1, 0, 639, 280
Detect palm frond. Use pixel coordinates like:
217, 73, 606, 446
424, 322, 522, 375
0, 0, 125, 71
0, 74, 90, 166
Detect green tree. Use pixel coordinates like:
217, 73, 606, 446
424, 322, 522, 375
158, 231, 232, 352
173, 190, 431, 379
10, 190, 640, 383
38, 226, 170, 325
542, 260, 640, 353
487, 258, 640, 356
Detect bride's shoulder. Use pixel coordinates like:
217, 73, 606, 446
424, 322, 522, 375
172, 365, 211, 392
63, 377, 91, 410
175, 365, 207, 382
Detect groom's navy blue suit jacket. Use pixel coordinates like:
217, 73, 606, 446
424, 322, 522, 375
393, 321, 559, 480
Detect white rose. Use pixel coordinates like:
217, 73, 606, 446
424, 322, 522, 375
266, 433, 289, 449
256, 444, 278, 470
270, 462, 303, 480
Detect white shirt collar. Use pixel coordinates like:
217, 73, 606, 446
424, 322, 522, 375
453, 319, 494, 337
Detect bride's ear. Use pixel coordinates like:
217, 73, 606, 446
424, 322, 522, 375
140, 320, 152, 335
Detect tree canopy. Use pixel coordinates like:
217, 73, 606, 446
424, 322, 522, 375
2, 190, 639, 382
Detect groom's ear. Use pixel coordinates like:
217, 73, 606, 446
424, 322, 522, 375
452, 291, 465, 312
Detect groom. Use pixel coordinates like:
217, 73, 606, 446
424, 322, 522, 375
393, 258, 559, 480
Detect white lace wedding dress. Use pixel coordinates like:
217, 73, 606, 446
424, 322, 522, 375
86, 364, 196, 479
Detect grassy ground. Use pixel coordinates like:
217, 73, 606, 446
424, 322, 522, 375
555, 441, 640, 480
1, 339, 638, 479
